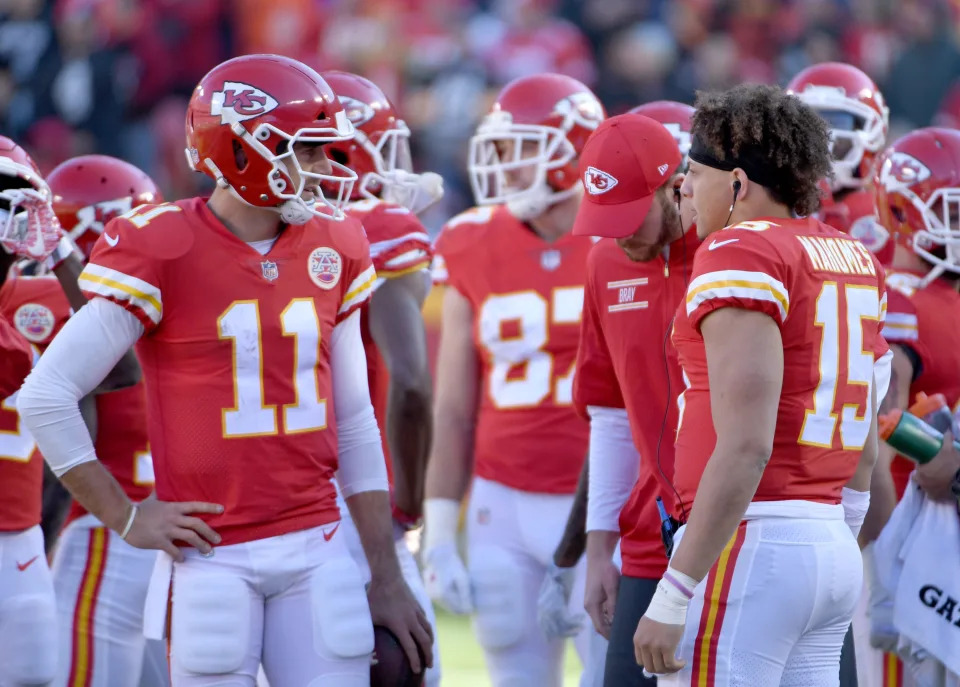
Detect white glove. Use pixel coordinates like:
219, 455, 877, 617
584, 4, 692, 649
537, 561, 585, 639
383, 171, 444, 215
423, 541, 473, 614
863, 542, 900, 652
0, 187, 63, 260
422, 497, 473, 614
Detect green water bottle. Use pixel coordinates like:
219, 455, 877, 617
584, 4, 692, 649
879, 409, 960, 465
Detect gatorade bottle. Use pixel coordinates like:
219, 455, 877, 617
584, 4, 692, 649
879, 410, 952, 464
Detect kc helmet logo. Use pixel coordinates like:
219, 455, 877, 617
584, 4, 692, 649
880, 152, 931, 192
583, 166, 618, 195
211, 82, 279, 125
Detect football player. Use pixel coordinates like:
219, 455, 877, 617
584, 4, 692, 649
861, 127, 960, 687
0, 136, 62, 687
18, 54, 432, 685
633, 84, 889, 685
787, 63, 890, 260
322, 69, 441, 687
422, 73, 604, 686
538, 102, 696, 687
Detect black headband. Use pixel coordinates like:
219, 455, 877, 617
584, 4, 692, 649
688, 134, 772, 185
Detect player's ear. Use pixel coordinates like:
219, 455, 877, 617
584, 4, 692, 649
731, 170, 746, 200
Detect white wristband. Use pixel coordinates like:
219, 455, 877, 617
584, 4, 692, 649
423, 497, 460, 553
841, 487, 870, 539
119, 504, 138, 540
643, 566, 700, 625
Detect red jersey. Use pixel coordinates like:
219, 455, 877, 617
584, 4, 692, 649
673, 218, 888, 514
78, 198, 376, 546
0, 275, 72, 350
434, 205, 590, 494
0, 317, 32, 398
0, 273, 155, 530
347, 198, 432, 480
573, 230, 699, 578
0, 275, 71, 532
880, 270, 960, 496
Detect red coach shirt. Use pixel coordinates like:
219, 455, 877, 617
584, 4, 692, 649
573, 229, 698, 578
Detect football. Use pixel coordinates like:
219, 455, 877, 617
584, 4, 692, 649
371, 625, 425, 687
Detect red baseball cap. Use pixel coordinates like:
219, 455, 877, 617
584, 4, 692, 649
572, 114, 682, 238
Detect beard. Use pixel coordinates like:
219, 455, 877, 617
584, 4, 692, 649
618, 192, 682, 262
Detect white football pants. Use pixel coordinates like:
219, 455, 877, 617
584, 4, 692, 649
466, 477, 599, 687
154, 524, 373, 687
660, 504, 861, 687
51, 516, 169, 687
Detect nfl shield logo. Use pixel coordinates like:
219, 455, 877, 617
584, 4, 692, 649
540, 249, 561, 271
261, 260, 279, 281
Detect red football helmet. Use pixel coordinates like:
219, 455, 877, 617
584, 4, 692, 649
47, 155, 163, 260
469, 73, 605, 220
874, 127, 960, 282
0, 136, 51, 256
787, 62, 889, 192
186, 54, 357, 224
628, 101, 694, 164
322, 71, 442, 213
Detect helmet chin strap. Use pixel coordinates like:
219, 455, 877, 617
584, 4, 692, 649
279, 198, 315, 225
506, 181, 579, 222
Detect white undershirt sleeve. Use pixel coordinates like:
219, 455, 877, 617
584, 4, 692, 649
874, 348, 893, 408
17, 298, 144, 476
331, 309, 388, 498
586, 405, 640, 533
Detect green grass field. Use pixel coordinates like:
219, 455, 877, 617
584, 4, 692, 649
434, 607, 583, 686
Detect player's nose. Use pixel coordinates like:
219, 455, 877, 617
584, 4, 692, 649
310, 149, 333, 176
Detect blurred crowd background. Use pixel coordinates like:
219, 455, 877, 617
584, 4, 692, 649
3, 0, 960, 233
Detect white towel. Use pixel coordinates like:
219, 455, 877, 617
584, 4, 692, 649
873, 478, 960, 682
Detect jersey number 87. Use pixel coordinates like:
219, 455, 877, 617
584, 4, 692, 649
479, 287, 583, 410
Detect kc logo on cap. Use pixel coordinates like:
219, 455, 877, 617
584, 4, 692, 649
584, 166, 619, 195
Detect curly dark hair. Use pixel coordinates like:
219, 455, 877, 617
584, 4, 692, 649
691, 84, 833, 217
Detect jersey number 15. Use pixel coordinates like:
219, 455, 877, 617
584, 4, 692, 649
799, 283, 881, 450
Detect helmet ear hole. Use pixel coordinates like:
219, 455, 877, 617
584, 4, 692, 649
233, 141, 249, 172
328, 148, 349, 166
